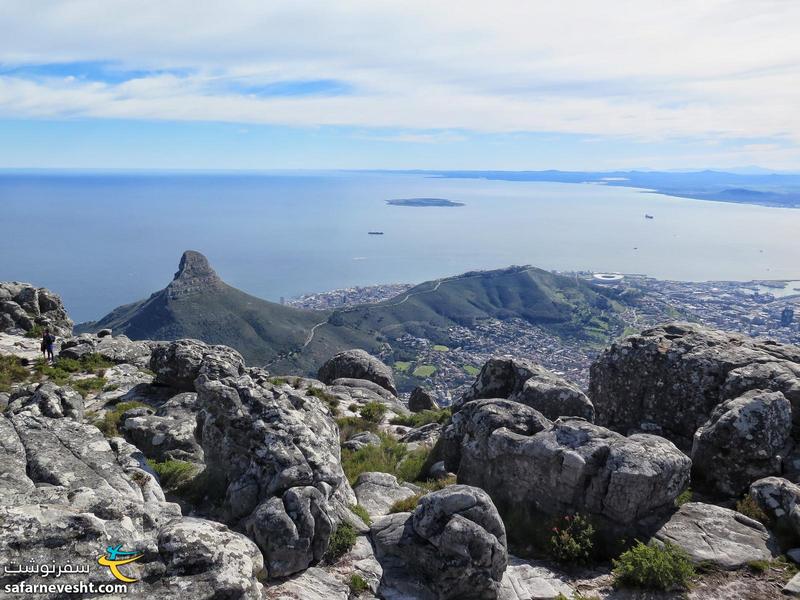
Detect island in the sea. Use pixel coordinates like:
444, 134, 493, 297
386, 197, 465, 207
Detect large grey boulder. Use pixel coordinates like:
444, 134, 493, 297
6, 382, 84, 421
354, 472, 419, 517
120, 392, 204, 463
327, 377, 409, 416
318, 349, 397, 396
60, 333, 155, 368
410, 386, 439, 412
750, 477, 800, 541
195, 368, 355, 578
460, 357, 593, 421
444, 401, 690, 532
654, 502, 779, 569
691, 390, 792, 496
590, 322, 800, 448
372, 485, 508, 600
150, 338, 245, 391
0, 282, 72, 336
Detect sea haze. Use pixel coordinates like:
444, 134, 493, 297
1, 170, 799, 322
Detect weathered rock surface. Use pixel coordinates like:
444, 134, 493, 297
444, 401, 690, 532
328, 377, 409, 416
195, 368, 355, 578
150, 338, 245, 391
692, 390, 792, 496
409, 386, 439, 412
499, 558, 574, 600
120, 392, 204, 463
590, 322, 800, 448
318, 349, 397, 396
0, 282, 72, 336
750, 476, 800, 541
60, 333, 155, 368
654, 502, 778, 569
354, 472, 419, 516
399, 422, 442, 450
342, 430, 381, 451
6, 381, 84, 421
372, 485, 508, 600
461, 357, 594, 421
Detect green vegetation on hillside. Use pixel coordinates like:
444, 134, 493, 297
412, 365, 436, 378
0, 355, 28, 392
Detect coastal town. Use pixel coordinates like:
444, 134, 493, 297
288, 272, 800, 403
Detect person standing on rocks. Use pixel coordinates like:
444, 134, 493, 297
41, 328, 55, 363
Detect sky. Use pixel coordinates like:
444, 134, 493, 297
0, 0, 798, 171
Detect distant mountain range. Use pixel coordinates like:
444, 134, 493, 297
78, 251, 631, 375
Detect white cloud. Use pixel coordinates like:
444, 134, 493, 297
0, 0, 798, 144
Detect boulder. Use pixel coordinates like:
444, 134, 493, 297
327, 377, 408, 416
590, 322, 800, 448
460, 357, 593, 421
60, 333, 154, 368
318, 349, 397, 396
750, 477, 800, 541
150, 338, 245, 391
342, 430, 381, 452
195, 369, 355, 578
409, 386, 439, 412
399, 422, 443, 449
6, 382, 84, 421
691, 390, 792, 496
0, 282, 72, 336
372, 485, 508, 600
654, 502, 778, 569
354, 472, 419, 516
444, 401, 690, 532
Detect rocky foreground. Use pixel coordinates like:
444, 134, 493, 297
2, 284, 800, 599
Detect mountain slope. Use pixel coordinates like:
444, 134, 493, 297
76, 251, 361, 366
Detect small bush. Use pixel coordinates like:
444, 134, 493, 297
340, 434, 407, 484
336, 416, 379, 443
71, 376, 107, 397
78, 353, 114, 374
747, 559, 770, 573
612, 541, 695, 591
25, 324, 44, 339
390, 408, 451, 428
418, 474, 457, 492
0, 355, 29, 392
324, 523, 357, 563
359, 401, 387, 423
548, 514, 595, 564
674, 488, 693, 507
389, 493, 423, 513
350, 504, 372, 525
396, 447, 430, 482
147, 459, 199, 490
92, 400, 148, 437
54, 357, 82, 373
348, 574, 369, 595
736, 495, 769, 524
307, 386, 339, 415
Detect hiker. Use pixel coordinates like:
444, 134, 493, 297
42, 328, 56, 363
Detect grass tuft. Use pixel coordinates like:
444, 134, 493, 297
146, 458, 199, 490
323, 523, 357, 563
390, 408, 451, 428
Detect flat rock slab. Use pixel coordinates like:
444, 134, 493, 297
500, 558, 573, 600
264, 567, 349, 600
654, 502, 778, 569
354, 472, 419, 516
785, 572, 800, 596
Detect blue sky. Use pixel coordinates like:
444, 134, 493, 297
0, 1, 798, 170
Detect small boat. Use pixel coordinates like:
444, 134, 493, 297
645, 214, 654, 219
367, 231, 384, 235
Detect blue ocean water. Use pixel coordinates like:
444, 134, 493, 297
2, 171, 799, 322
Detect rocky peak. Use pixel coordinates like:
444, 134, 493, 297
167, 250, 224, 298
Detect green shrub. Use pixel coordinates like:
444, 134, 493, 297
324, 523, 357, 563
92, 400, 148, 437
418, 474, 457, 492
71, 376, 107, 397
348, 574, 369, 595
78, 353, 114, 374
548, 514, 595, 564
307, 386, 339, 415
54, 357, 82, 372
146, 459, 199, 490
612, 541, 695, 591
390, 408, 451, 428
25, 324, 44, 339
0, 355, 29, 392
396, 447, 430, 482
674, 488, 693, 507
340, 434, 408, 484
336, 416, 379, 443
736, 495, 769, 524
33, 359, 71, 385
747, 559, 770, 573
350, 504, 372, 525
389, 493, 423, 513
359, 401, 387, 423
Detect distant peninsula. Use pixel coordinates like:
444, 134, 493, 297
386, 197, 465, 207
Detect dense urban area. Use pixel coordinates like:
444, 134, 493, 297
288, 273, 800, 403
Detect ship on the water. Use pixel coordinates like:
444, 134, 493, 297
368, 231, 384, 235
645, 214, 654, 219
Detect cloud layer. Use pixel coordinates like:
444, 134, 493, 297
0, 1, 798, 159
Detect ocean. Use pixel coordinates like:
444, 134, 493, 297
2, 170, 799, 322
